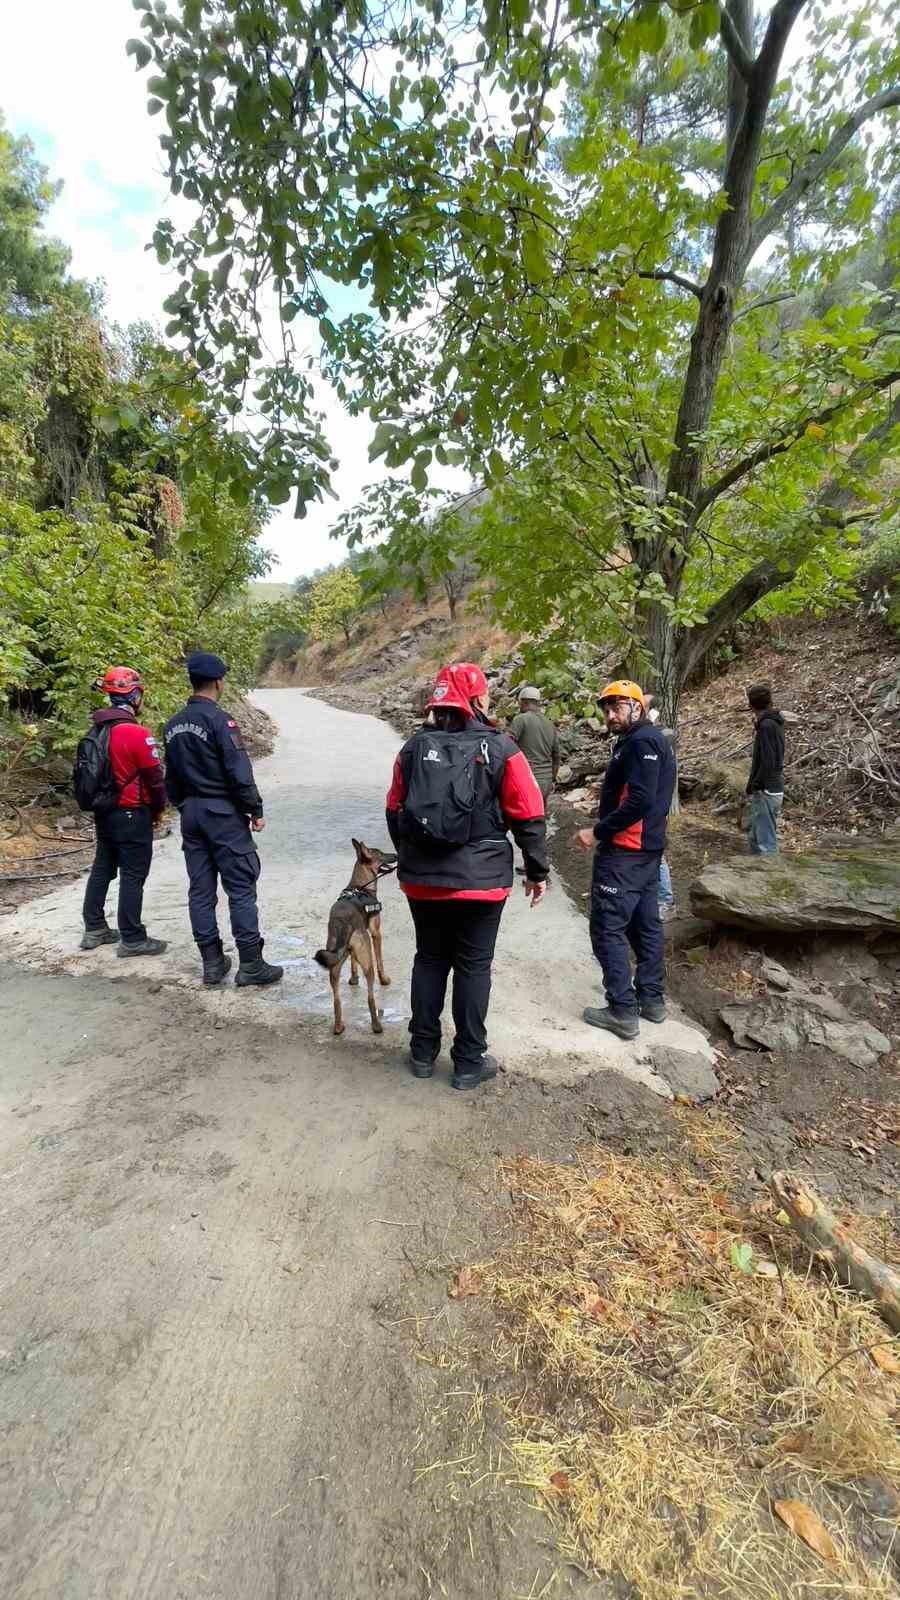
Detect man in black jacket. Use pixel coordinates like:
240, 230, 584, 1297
163, 652, 283, 988
746, 684, 785, 856
575, 680, 676, 1040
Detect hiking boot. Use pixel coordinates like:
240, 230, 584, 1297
116, 937, 167, 958
200, 939, 232, 987
639, 999, 667, 1024
235, 940, 283, 988
80, 925, 119, 951
452, 1054, 499, 1091
583, 1006, 639, 1041
409, 1050, 437, 1079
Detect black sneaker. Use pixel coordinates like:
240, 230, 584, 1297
117, 937, 167, 958
583, 1006, 639, 1041
80, 925, 119, 951
409, 1050, 437, 1079
639, 999, 667, 1024
452, 1054, 499, 1091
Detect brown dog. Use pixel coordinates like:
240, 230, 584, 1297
314, 839, 397, 1035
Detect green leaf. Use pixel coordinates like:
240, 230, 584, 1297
521, 229, 550, 285
126, 38, 153, 69
730, 1241, 753, 1275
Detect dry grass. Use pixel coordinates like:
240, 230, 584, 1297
454, 1117, 900, 1599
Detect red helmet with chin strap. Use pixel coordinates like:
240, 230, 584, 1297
426, 662, 489, 718
96, 666, 144, 695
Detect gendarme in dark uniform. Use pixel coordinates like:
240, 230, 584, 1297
162, 652, 282, 988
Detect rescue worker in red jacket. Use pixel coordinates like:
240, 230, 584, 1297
386, 663, 548, 1090
81, 666, 168, 956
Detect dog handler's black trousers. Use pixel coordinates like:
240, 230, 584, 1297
179, 797, 261, 949
589, 849, 664, 1014
407, 898, 504, 1069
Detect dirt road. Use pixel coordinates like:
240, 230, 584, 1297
2, 688, 710, 1090
0, 690, 711, 1599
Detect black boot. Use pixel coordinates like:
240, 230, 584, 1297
200, 939, 232, 987
235, 940, 283, 988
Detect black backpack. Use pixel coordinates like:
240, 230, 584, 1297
72, 723, 119, 814
399, 728, 499, 850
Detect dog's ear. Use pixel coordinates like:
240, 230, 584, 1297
351, 837, 362, 857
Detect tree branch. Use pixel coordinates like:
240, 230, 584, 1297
719, 5, 754, 84
698, 369, 900, 512
675, 388, 900, 686
749, 87, 900, 260
733, 289, 796, 323
636, 268, 703, 299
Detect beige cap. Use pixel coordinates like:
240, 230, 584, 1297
518, 685, 542, 702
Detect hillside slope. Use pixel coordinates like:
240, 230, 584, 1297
275, 593, 899, 842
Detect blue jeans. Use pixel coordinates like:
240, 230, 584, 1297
749, 790, 783, 855
658, 857, 674, 907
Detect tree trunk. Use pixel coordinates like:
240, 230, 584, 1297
771, 1169, 900, 1332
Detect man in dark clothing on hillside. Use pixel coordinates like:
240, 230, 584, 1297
746, 683, 785, 855
163, 652, 283, 989
510, 686, 559, 801
81, 665, 168, 956
574, 679, 676, 1040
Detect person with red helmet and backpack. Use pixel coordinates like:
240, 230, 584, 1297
76, 666, 168, 956
386, 662, 548, 1090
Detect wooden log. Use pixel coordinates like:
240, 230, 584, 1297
771, 1169, 900, 1332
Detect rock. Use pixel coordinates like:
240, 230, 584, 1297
721, 992, 891, 1069
691, 845, 900, 934
567, 787, 589, 803
679, 760, 750, 804
649, 1046, 719, 1102
804, 938, 881, 989
760, 957, 803, 992
556, 764, 573, 785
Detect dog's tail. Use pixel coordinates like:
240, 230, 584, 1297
314, 946, 345, 970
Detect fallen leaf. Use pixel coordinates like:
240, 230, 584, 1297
448, 1266, 481, 1299
754, 1260, 779, 1279
774, 1431, 810, 1457
871, 1345, 900, 1374
775, 1209, 791, 1227
577, 1284, 608, 1319
773, 1499, 838, 1561
549, 1471, 571, 1495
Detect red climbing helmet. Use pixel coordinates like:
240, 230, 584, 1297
96, 665, 144, 695
426, 662, 489, 718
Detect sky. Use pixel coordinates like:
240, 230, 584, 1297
0, 0, 391, 580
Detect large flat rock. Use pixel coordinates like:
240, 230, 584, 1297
690, 847, 900, 934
